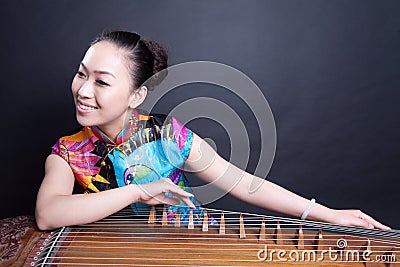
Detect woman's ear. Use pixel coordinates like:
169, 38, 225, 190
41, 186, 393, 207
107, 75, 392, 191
129, 86, 148, 109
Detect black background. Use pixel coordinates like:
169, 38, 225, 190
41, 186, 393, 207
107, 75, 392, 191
1, 0, 399, 228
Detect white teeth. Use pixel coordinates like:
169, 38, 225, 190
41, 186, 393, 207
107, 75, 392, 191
79, 103, 97, 110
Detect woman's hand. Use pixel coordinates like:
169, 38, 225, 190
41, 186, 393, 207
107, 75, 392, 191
131, 178, 195, 208
327, 209, 391, 230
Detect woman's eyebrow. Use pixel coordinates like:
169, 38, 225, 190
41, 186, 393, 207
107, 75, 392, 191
80, 62, 116, 79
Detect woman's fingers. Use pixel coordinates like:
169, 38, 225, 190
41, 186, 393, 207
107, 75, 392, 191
136, 178, 195, 208
163, 178, 193, 195
348, 216, 372, 229
154, 193, 181, 206
350, 210, 390, 230
161, 178, 195, 208
148, 192, 195, 208
335, 210, 391, 230
178, 195, 196, 208
358, 211, 391, 230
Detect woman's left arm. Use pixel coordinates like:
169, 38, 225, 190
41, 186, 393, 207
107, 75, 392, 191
185, 133, 390, 230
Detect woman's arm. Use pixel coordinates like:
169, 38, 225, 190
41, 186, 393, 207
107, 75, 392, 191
185, 133, 390, 230
35, 154, 194, 230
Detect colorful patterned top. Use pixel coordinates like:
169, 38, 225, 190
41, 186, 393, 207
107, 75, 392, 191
51, 110, 214, 225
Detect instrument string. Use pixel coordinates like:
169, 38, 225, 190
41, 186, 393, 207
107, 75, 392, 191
35, 240, 398, 252
38, 227, 400, 244
33, 243, 398, 264
34, 239, 399, 258
34, 264, 264, 266
33, 255, 327, 266
33, 251, 395, 266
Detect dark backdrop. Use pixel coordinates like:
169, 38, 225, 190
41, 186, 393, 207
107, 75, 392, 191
1, 0, 399, 228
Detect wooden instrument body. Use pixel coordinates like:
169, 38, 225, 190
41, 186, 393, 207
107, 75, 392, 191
0, 216, 41, 267
1, 207, 399, 266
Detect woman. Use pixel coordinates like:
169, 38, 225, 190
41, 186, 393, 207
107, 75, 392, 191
35, 31, 389, 231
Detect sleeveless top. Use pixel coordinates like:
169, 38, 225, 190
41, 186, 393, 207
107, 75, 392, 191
51, 110, 214, 225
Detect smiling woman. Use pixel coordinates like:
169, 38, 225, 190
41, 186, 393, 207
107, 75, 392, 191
34, 30, 390, 232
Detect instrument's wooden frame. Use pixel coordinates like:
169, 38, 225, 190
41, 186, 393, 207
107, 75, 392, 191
1, 207, 398, 266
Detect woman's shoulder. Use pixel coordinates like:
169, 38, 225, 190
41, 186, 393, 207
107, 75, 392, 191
56, 126, 93, 142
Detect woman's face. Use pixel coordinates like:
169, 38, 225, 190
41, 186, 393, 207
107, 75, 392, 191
71, 41, 134, 136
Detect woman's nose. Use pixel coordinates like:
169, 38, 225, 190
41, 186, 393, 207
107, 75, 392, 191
78, 81, 94, 98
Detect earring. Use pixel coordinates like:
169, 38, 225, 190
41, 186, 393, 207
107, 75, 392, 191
129, 112, 138, 129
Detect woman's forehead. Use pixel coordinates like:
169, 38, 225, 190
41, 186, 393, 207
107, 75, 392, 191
82, 41, 127, 74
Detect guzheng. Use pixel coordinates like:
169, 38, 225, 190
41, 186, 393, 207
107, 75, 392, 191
1, 206, 399, 266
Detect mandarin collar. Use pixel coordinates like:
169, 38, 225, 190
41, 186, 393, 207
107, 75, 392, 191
91, 109, 138, 145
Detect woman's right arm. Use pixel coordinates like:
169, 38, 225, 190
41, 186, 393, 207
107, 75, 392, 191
35, 154, 194, 230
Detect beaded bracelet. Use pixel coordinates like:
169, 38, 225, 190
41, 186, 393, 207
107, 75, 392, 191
301, 198, 316, 220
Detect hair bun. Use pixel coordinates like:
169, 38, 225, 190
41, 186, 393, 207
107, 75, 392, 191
142, 39, 168, 74
142, 39, 168, 90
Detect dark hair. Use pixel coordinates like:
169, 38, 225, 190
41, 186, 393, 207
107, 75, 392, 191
91, 30, 168, 90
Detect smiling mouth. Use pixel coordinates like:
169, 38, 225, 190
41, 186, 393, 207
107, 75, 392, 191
78, 102, 98, 111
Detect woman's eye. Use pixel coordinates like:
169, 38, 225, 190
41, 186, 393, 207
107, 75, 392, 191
77, 71, 86, 78
96, 80, 110, 86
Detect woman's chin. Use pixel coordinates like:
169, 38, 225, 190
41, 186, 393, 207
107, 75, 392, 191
76, 114, 97, 127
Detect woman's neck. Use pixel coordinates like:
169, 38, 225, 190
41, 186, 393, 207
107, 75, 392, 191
95, 110, 133, 143
96, 125, 122, 143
